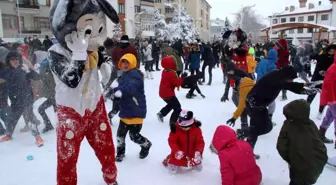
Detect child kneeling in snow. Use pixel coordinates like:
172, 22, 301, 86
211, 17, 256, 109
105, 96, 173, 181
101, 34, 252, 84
210, 125, 262, 185
163, 110, 205, 173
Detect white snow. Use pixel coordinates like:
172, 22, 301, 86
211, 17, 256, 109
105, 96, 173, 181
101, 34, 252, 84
279, 4, 332, 16
1, 65, 336, 185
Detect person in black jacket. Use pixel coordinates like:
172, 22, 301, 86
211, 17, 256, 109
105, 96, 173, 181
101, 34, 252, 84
0, 48, 9, 135
152, 40, 161, 71
221, 43, 233, 83
0, 51, 43, 146
201, 43, 215, 85
212, 41, 221, 68
43, 35, 53, 51
308, 44, 336, 121
245, 66, 320, 158
181, 72, 205, 99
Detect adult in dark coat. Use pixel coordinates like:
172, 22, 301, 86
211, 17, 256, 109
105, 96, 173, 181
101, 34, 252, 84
212, 41, 221, 67
245, 66, 320, 157
173, 39, 184, 57
0, 47, 9, 135
152, 41, 161, 71
112, 35, 139, 71
43, 35, 53, 51
201, 43, 215, 85
277, 99, 327, 185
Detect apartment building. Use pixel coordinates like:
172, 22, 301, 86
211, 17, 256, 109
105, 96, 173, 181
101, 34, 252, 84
154, 0, 211, 41
0, 0, 52, 39
210, 18, 224, 41
269, 0, 336, 41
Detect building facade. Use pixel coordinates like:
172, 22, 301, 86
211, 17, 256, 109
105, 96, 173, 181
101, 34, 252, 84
154, 0, 211, 41
269, 0, 336, 41
0, 0, 52, 39
210, 18, 224, 41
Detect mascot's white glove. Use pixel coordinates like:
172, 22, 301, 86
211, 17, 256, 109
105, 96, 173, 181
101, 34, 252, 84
100, 63, 112, 86
111, 79, 119, 88
175, 150, 184, 160
65, 31, 89, 61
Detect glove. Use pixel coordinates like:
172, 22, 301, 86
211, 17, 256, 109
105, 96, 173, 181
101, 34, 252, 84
302, 88, 321, 95
193, 151, 202, 164
181, 72, 188, 78
226, 118, 236, 127
209, 143, 218, 154
174, 151, 184, 160
65, 31, 89, 60
305, 81, 323, 88
319, 70, 326, 76
221, 95, 229, 102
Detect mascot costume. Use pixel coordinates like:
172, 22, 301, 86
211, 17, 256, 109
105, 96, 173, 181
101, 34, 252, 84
49, 0, 119, 185
223, 28, 249, 72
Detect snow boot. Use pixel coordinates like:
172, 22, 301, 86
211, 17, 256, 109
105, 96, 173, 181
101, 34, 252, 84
42, 124, 54, 134
115, 154, 125, 162
157, 112, 164, 123
35, 136, 44, 147
139, 140, 152, 159
254, 154, 260, 160
281, 95, 288, 101
319, 127, 333, 144
237, 123, 249, 140
200, 94, 205, 98
191, 93, 197, 97
186, 93, 193, 99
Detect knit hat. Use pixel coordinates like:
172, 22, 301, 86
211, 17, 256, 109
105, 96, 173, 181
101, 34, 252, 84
120, 35, 129, 43
178, 110, 194, 128
0, 46, 9, 62
6, 50, 21, 65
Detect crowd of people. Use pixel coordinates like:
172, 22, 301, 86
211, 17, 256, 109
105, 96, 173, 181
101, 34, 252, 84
0, 31, 336, 185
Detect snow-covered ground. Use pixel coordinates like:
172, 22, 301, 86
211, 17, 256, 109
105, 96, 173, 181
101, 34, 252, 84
0, 67, 335, 185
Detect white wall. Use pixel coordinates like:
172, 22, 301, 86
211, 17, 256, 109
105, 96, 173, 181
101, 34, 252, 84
125, 0, 135, 38
106, 0, 118, 38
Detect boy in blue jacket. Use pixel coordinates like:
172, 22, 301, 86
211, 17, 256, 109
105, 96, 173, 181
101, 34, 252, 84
256, 49, 278, 81
106, 53, 152, 162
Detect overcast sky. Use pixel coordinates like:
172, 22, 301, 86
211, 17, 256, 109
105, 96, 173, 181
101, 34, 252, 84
207, 0, 331, 23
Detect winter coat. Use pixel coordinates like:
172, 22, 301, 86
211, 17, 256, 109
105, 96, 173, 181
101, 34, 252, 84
255, 50, 265, 62
212, 43, 220, 60
223, 63, 250, 97
0, 63, 8, 108
247, 66, 305, 108
202, 44, 214, 66
256, 49, 278, 81
172, 49, 183, 73
188, 44, 204, 70
39, 59, 56, 99
43, 39, 53, 51
293, 47, 306, 72
246, 55, 257, 73
212, 125, 262, 185
115, 54, 146, 119
232, 45, 249, 72
277, 99, 327, 184
159, 56, 184, 99
310, 53, 334, 82
112, 43, 139, 69
152, 42, 160, 58
276, 39, 290, 69
320, 57, 336, 106
172, 40, 184, 57
162, 43, 174, 58
168, 121, 205, 167
233, 78, 255, 119
142, 44, 153, 62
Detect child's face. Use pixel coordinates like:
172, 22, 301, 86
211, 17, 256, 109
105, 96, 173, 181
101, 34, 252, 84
181, 127, 191, 131
9, 58, 20, 68
121, 60, 130, 71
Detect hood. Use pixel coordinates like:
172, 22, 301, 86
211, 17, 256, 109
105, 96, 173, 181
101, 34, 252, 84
283, 99, 310, 121
119, 42, 130, 49
212, 125, 237, 152
278, 65, 297, 80
248, 47, 255, 55
276, 39, 288, 51
267, 49, 278, 63
118, 53, 137, 71
240, 77, 255, 89
161, 56, 176, 70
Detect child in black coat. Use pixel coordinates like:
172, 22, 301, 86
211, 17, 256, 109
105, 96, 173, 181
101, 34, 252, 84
181, 72, 205, 99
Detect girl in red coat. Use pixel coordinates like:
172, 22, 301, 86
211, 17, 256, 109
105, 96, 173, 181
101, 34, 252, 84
210, 125, 262, 185
319, 55, 336, 147
275, 38, 290, 100
162, 110, 205, 173
157, 56, 187, 130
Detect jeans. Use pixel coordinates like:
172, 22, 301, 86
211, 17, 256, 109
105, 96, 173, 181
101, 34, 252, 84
145, 60, 154, 71
38, 98, 56, 127
160, 96, 182, 124
201, 63, 213, 84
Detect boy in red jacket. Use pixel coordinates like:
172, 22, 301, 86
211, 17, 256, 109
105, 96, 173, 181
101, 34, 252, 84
210, 125, 262, 185
157, 56, 187, 131
163, 110, 205, 173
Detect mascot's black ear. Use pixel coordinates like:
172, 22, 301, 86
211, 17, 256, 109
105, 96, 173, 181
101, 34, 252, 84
51, 0, 73, 30
235, 28, 247, 42
222, 30, 232, 40
96, 0, 120, 24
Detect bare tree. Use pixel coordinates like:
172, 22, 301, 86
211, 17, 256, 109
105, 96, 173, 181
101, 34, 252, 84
233, 6, 266, 35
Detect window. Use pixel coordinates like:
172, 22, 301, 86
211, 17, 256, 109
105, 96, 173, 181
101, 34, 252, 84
289, 29, 295, 34
2, 15, 17, 29
118, 3, 125, 14
39, 17, 50, 29
308, 15, 314, 21
165, 7, 174, 14
154, 0, 161, 2
298, 16, 304, 22
135, 5, 141, 13
272, 19, 278, 24
297, 28, 304, 33
281, 18, 286, 23
289, 17, 296, 22
321, 14, 329, 21
307, 28, 314, 33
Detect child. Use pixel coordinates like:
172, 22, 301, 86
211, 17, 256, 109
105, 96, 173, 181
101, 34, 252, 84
157, 56, 187, 129
277, 99, 327, 185
256, 48, 278, 81
106, 53, 152, 162
163, 110, 205, 173
210, 125, 262, 185
246, 47, 257, 79
181, 72, 205, 99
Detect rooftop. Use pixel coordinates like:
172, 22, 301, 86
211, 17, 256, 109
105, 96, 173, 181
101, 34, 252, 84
274, 3, 332, 17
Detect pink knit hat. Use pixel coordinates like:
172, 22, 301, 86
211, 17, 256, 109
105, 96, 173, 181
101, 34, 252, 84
178, 110, 194, 128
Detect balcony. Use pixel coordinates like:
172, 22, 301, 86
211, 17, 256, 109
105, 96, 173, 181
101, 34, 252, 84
16, 3, 40, 9
20, 27, 42, 34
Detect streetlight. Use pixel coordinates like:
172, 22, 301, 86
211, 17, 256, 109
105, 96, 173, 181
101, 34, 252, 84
270, 11, 285, 41
240, 4, 256, 30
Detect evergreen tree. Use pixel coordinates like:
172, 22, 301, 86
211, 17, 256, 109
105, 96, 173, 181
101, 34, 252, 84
112, 23, 122, 39
154, 9, 169, 41
221, 17, 233, 35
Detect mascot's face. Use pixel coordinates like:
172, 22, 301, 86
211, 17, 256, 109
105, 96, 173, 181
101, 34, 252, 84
77, 11, 107, 51
228, 33, 240, 49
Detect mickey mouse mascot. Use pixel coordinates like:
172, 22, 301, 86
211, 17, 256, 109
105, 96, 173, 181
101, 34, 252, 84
49, 0, 119, 184
223, 28, 249, 72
